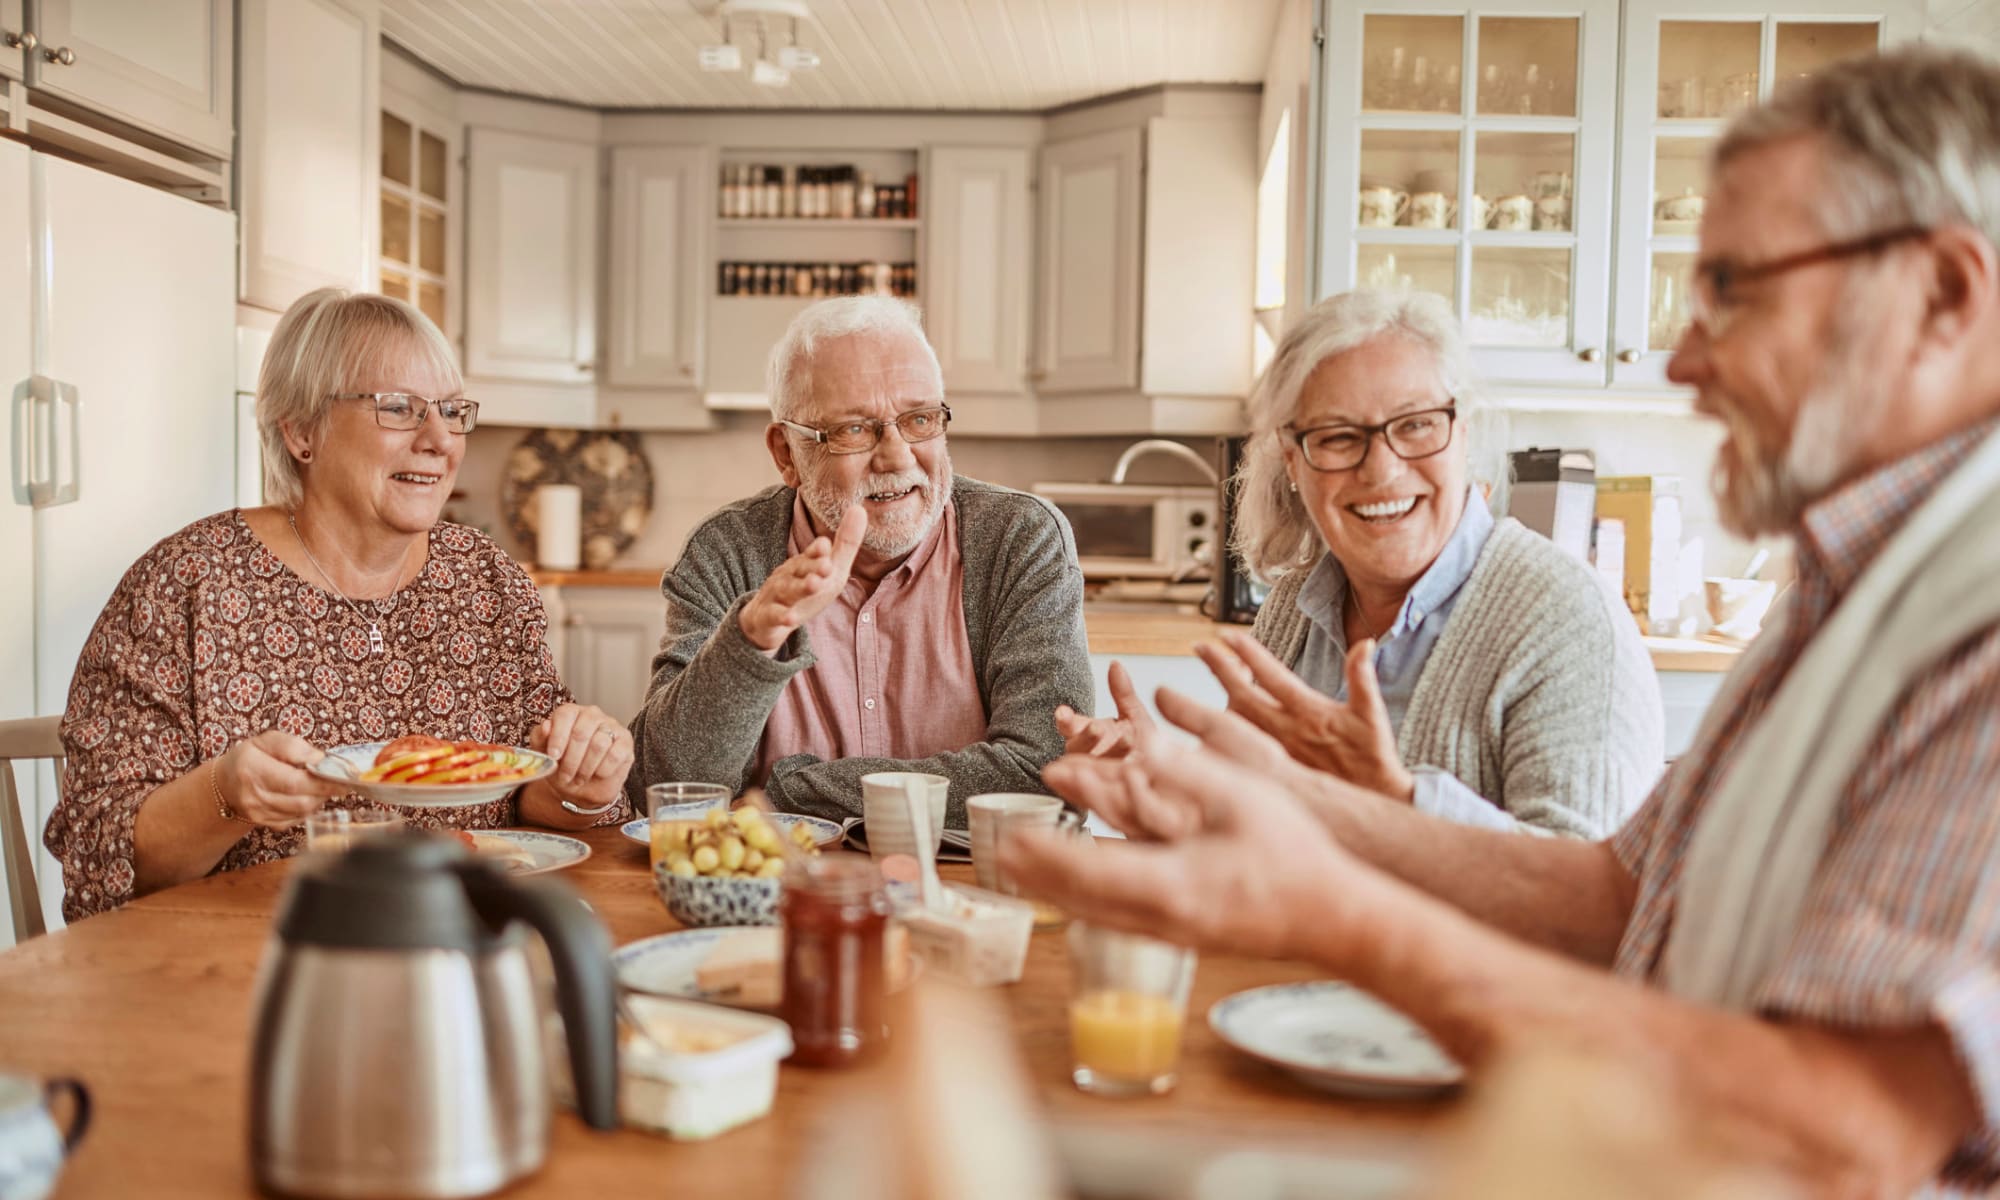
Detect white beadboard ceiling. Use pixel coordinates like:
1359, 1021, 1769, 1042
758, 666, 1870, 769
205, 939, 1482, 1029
381, 0, 1285, 110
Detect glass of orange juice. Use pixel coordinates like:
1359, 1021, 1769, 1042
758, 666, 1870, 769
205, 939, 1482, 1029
1066, 921, 1196, 1096
646, 783, 729, 868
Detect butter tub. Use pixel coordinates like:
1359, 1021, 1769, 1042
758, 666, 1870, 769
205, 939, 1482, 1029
559, 995, 794, 1139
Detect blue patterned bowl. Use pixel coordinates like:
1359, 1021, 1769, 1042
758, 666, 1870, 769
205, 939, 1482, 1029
652, 864, 782, 928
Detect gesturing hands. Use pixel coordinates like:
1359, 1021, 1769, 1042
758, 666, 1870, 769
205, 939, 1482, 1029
738, 507, 871, 654
1054, 661, 1158, 758
215, 730, 348, 827
1194, 630, 1415, 802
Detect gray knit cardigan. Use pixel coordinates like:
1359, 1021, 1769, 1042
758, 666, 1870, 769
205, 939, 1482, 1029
625, 475, 1093, 827
1252, 518, 1664, 838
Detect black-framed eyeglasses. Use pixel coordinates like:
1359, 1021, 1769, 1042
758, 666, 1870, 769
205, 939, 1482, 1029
332, 392, 480, 434
778, 404, 951, 455
1689, 226, 1931, 339
1287, 404, 1457, 473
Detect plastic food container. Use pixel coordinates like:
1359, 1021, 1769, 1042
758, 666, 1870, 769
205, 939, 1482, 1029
557, 995, 793, 1139
895, 882, 1036, 987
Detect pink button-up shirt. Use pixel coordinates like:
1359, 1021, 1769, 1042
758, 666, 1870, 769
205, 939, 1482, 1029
751, 495, 987, 782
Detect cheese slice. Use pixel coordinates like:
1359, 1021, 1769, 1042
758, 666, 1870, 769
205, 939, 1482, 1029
695, 928, 782, 1008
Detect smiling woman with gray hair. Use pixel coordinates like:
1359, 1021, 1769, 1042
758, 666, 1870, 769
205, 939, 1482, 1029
1066, 289, 1662, 838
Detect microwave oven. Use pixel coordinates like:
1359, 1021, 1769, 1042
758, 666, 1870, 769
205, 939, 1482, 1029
1030, 482, 1216, 581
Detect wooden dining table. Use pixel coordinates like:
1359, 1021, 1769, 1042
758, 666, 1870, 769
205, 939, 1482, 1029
0, 826, 1455, 1197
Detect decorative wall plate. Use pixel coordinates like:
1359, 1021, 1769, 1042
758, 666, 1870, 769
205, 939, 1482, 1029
500, 429, 655, 569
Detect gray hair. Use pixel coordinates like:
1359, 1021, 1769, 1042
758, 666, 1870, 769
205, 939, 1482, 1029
1716, 44, 2000, 246
1231, 289, 1487, 579
256, 287, 461, 508
765, 295, 941, 425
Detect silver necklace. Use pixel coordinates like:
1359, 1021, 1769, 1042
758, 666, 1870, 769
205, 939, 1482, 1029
288, 512, 394, 656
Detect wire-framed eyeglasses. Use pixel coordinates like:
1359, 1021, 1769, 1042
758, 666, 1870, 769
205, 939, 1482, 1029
1287, 404, 1457, 473
332, 392, 480, 434
778, 404, 951, 455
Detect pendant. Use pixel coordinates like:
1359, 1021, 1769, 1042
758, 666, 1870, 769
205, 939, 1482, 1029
368, 624, 385, 656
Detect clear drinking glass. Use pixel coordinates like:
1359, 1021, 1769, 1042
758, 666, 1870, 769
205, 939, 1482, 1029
304, 807, 404, 853
994, 808, 1086, 929
646, 783, 731, 868
1067, 922, 1196, 1096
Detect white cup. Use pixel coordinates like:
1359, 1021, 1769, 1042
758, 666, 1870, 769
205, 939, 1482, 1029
0, 1073, 89, 1200
1533, 194, 1570, 231
1491, 194, 1534, 232
861, 772, 949, 862
1409, 191, 1456, 229
967, 793, 1063, 891
1357, 185, 1408, 228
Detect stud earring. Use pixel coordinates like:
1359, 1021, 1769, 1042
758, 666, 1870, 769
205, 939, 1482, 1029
1288, 479, 1298, 493
299, 450, 312, 462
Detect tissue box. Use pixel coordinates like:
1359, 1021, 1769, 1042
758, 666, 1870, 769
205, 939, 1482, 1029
896, 883, 1035, 987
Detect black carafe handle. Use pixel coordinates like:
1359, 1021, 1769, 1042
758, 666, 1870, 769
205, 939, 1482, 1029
462, 865, 620, 1131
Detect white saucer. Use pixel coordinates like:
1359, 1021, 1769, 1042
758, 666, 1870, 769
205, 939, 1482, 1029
1208, 981, 1463, 1099
473, 830, 591, 876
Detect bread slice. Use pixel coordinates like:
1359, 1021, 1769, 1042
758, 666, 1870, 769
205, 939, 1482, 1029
696, 928, 782, 1008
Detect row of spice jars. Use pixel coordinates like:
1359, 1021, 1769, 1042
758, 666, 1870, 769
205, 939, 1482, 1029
717, 260, 917, 299
718, 164, 918, 221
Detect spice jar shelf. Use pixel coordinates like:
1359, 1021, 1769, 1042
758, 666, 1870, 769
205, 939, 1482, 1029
716, 218, 921, 230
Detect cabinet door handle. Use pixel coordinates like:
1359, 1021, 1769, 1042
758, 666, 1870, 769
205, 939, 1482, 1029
4, 31, 36, 51
1617, 349, 1642, 364
576, 362, 594, 375
11, 375, 78, 508
42, 46, 75, 67
1576, 347, 1602, 363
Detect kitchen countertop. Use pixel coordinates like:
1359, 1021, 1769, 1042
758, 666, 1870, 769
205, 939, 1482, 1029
528, 567, 1743, 672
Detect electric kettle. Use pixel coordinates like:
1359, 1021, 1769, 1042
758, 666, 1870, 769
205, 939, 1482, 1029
249, 835, 618, 1199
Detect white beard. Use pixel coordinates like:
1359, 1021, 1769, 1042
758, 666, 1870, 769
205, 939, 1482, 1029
801, 456, 953, 557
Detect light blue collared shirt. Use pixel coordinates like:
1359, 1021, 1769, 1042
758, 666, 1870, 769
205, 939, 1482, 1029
1294, 488, 1511, 828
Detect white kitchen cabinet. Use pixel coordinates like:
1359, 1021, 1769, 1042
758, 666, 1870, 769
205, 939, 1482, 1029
237, 0, 379, 313
28, 0, 231, 157
605, 144, 710, 393
550, 587, 664, 725
1035, 128, 1143, 395
926, 145, 1032, 397
1314, 0, 1907, 392
0, 3, 22, 82
466, 128, 599, 386
1607, 6, 1909, 388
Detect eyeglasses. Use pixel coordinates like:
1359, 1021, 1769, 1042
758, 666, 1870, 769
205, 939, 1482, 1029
332, 392, 480, 434
1688, 226, 1930, 339
778, 404, 951, 455
1287, 404, 1457, 473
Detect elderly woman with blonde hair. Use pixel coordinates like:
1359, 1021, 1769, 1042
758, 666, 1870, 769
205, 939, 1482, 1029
1060, 290, 1661, 837
44, 288, 633, 921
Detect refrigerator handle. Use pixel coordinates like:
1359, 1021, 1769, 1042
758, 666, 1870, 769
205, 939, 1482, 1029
9, 375, 78, 508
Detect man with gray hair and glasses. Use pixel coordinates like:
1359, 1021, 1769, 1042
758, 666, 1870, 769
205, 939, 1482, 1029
1005, 45, 2000, 1195
627, 295, 1091, 825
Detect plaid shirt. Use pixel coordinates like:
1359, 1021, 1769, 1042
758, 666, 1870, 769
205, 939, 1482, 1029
1612, 419, 2000, 1193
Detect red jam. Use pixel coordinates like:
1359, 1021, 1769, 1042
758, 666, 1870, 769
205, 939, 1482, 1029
779, 856, 890, 1068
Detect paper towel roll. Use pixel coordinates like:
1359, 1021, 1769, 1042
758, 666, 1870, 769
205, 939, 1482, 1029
536, 484, 582, 570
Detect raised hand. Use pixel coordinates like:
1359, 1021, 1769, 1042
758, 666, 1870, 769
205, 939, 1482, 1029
738, 506, 870, 654
1194, 629, 1414, 801
1054, 660, 1157, 758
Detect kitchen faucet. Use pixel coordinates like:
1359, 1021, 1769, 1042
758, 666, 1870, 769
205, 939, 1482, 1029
1108, 439, 1219, 486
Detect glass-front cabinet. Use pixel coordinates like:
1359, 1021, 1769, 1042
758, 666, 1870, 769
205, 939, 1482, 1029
1320, 0, 1912, 393
1609, 4, 1906, 387
1322, 1, 1620, 385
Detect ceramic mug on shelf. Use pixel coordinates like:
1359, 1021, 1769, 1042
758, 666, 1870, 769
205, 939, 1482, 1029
1533, 194, 1571, 232
1531, 169, 1572, 200
1468, 193, 1493, 230
1491, 194, 1534, 232
1657, 189, 1705, 223
1408, 191, 1456, 229
0, 1073, 90, 1200
1358, 185, 1409, 228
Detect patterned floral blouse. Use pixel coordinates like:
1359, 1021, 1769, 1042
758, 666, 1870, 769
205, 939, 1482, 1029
46, 510, 620, 922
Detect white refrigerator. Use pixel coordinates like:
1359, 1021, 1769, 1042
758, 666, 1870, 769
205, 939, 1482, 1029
0, 140, 238, 936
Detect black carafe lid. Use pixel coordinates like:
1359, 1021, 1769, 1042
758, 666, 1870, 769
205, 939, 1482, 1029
273, 833, 484, 952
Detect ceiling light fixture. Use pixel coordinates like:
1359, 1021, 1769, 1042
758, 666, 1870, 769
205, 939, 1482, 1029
710, 0, 818, 86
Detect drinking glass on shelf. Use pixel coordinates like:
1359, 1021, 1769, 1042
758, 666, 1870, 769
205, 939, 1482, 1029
305, 807, 404, 853
1067, 922, 1196, 1097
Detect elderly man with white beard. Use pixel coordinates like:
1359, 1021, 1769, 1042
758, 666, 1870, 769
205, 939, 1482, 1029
1004, 46, 2000, 1197
626, 296, 1092, 825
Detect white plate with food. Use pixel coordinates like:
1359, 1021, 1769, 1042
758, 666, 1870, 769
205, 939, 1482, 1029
615, 925, 917, 1010
620, 811, 847, 851
456, 829, 591, 876
311, 737, 556, 809
1208, 981, 1463, 1099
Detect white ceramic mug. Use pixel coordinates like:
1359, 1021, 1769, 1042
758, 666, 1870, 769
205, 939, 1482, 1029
1468, 193, 1493, 230
861, 772, 949, 862
1533, 194, 1570, 231
1408, 191, 1456, 229
0, 1074, 88, 1200
1531, 169, 1571, 200
1491, 194, 1534, 232
1357, 185, 1408, 228
967, 793, 1064, 891
1657, 190, 1705, 223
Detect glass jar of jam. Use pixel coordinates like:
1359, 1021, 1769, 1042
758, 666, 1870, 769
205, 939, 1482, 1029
780, 856, 890, 1068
